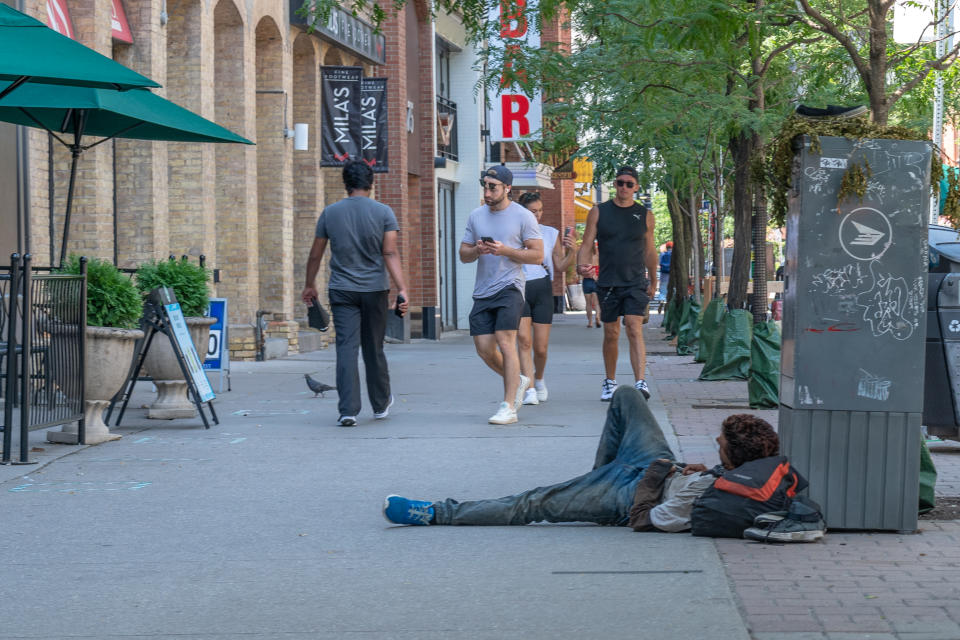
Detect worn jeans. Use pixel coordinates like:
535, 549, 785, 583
329, 289, 391, 418
432, 387, 676, 525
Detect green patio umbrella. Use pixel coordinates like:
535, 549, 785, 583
0, 80, 253, 266
0, 3, 160, 100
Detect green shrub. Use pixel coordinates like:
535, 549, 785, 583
135, 258, 211, 317
59, 256, 142, 329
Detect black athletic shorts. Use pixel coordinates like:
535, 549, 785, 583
521, 276, 554, 324
598, 284, 649, 323
582, 278, 597, 295
469, 286, 525, 336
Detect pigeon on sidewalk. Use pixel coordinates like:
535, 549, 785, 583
304, 374, 336, 398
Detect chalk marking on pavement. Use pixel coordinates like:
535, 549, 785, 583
84, 457, 213, 463
9, 481, 152, 492
552, 570, 703, 575
134, 437, 154, 443
229, 437, 246, 444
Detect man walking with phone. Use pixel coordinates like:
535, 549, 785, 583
460, 166, 543, 424
577, 166, 658, 401
301, 161, 409, 427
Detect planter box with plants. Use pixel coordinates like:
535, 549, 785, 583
48, 257, 144, 445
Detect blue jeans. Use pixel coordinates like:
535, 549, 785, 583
432, 387, 675, 525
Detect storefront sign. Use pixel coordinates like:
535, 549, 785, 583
321, 66, 362, 167
46, 0, 74, 38
488, 0, 542, 141
360, 78, 388, 173
111, 0, 132, 43
290, 1, 386, 65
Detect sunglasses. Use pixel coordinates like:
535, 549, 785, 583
616, 179, 636, 188
481, 180, 503, 190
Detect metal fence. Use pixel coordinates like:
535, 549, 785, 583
1, 254, 86, 463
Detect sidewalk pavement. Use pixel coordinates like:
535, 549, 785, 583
645, 316, 960, 640
0, 312, 747, 640
2, 311, 958, 639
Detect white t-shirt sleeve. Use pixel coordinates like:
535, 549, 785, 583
649, 473, 716, 533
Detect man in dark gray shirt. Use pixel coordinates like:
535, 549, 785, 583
301, 161, 409, 427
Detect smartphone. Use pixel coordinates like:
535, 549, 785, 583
480, 236, 494, 244
394, 293, 406, 318
564, 226, 572, 237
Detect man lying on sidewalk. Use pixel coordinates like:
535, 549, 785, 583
383, 387, 824, 541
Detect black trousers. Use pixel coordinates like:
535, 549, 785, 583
329, 289, 391, 418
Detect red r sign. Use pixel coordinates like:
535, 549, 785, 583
488, 0, 541, 142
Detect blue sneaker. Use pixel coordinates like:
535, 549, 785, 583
383, 495, 434, 525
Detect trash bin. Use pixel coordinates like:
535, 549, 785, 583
924, 224, 960, 439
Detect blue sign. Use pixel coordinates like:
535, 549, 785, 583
204, 298, 227, 372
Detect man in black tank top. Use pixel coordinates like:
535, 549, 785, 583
576, 166, 658, 402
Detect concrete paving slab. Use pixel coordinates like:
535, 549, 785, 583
0, 314, 749, 640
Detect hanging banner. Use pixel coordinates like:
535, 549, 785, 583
360, 78, 388, 173
110, 0, 133, 43
321, 66, 362, 167
487, 0, 542, 142
46, 0, 75, 38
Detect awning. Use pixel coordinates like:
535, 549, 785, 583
111, 0, 132, 43
45, 0, 74, 38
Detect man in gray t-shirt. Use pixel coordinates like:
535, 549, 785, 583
459, 165, 543, 425
301, 161, 409, 427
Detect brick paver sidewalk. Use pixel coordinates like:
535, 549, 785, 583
646, 319, 960, 640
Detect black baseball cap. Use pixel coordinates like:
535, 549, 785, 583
481, 165, 513, 186
616, 166, 639, 181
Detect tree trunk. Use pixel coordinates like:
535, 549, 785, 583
751, 170, 769, 323
666, 185, 690, 302
867, 0, 889, 126
727, 131, 753, 309
688, 182, 702, 302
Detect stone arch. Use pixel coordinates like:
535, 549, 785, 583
167, 0, 214, 261
255, 16, 293, 320
214, 0, 258, 323
322, 47, 343, 66
292, 33, 321, 303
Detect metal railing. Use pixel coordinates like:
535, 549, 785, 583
437, 95, 459, 161
1, 254, 86, 463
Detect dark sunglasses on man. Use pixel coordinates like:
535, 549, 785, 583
615, 179, 636, 188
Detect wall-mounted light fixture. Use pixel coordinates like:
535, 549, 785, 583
294, 123, 309, 151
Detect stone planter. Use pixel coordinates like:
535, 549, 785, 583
143, 316, 215, 419
48, 325, 144, 445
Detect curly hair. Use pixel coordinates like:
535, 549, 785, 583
342, 160, 374, 192
721, 414, 779, 468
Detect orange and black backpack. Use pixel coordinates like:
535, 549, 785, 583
690, 455, 807, 538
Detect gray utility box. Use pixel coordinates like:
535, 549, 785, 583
780, 135, 930, 531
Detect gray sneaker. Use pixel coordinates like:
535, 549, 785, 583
744, 500, 825, 543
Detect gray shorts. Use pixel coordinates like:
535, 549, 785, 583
469, 286, 524, 336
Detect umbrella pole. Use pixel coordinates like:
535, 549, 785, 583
58, 111, 86, 270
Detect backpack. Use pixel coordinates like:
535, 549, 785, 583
690, 456, 807, 538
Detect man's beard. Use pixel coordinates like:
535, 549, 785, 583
485, 192, 507, 208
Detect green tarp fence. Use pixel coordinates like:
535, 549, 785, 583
700, 308, 752, 380
748, 320, 781, 408
696, 297, 725, 364
919, 436, 937, 514
663, 296, 683, 337
676, 297, 702, 356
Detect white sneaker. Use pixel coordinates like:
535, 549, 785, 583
601, 378, 618, 401
374, 395, 394, 419
489, 401, 518, 424
514, 374, 529, 411
535, 380, 548, 402
522, 388, 539, 405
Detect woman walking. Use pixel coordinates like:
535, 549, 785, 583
517, 192, 576, 405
